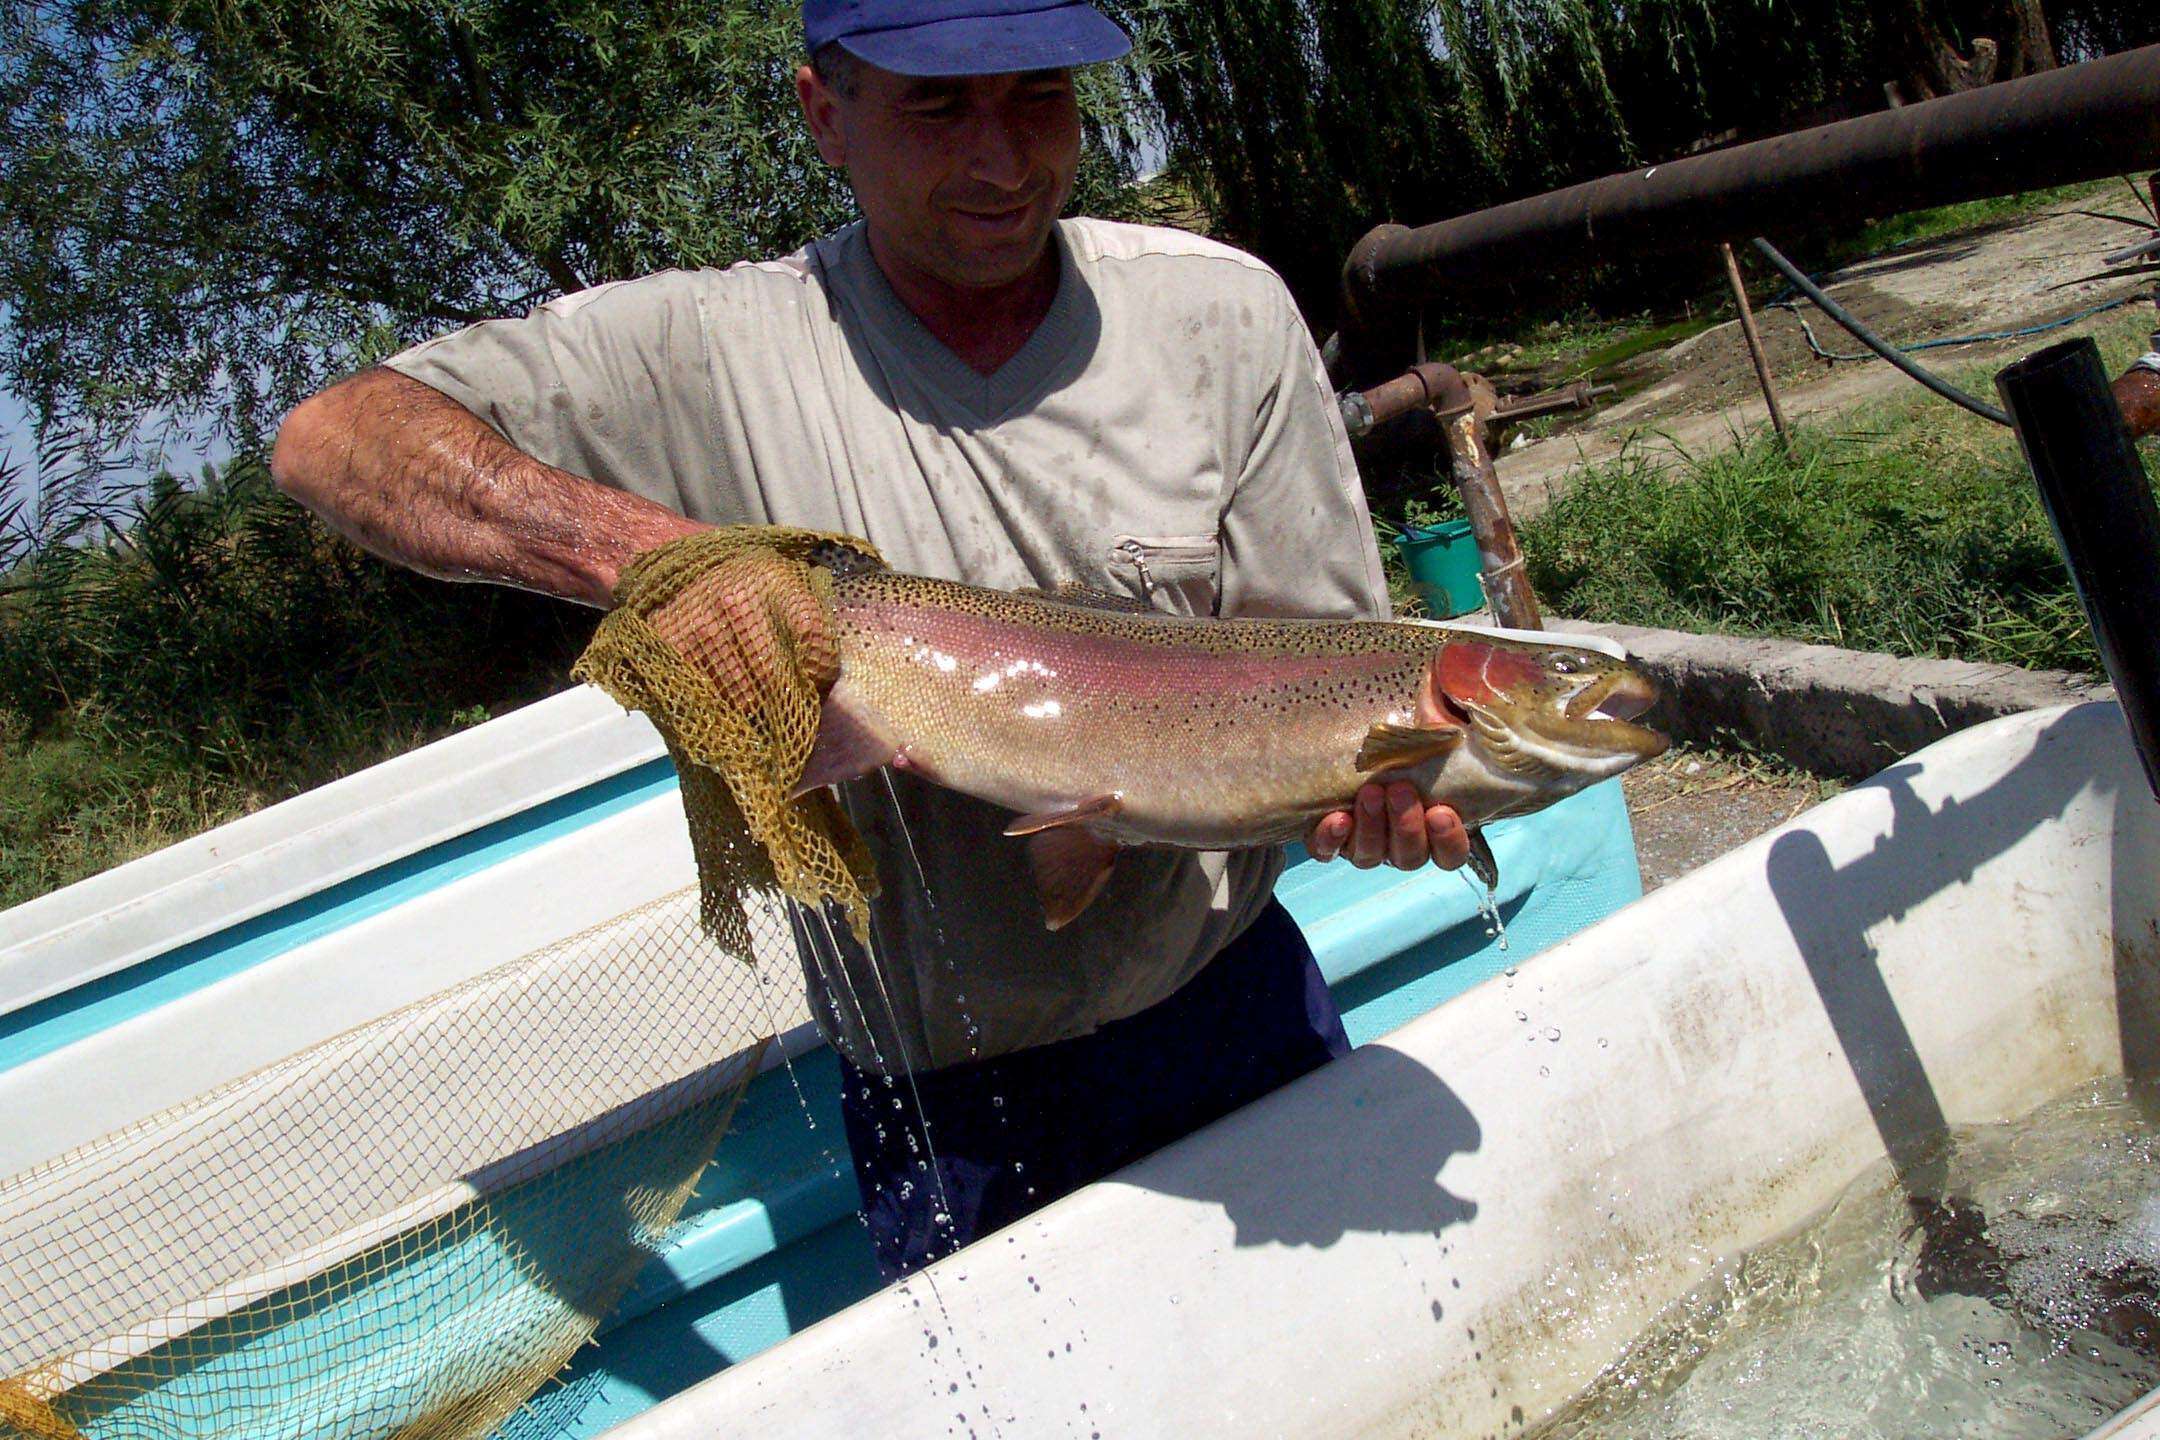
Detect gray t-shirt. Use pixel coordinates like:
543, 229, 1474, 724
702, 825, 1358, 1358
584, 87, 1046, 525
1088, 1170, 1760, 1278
386, 216, 1387, 1073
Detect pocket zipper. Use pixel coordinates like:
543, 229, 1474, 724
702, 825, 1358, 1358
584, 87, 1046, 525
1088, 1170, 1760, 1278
1112, 535, 1216, 595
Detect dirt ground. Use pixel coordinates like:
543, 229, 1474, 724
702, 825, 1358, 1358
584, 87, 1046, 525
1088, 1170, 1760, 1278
1621, 749, 1840, 892
1495, 194, 2160, 515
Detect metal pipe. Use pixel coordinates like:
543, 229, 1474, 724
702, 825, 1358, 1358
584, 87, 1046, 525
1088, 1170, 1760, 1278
1489, 381, 1615, 424
1720, 242, 1789, 441
1422, 366, 1542, 631
1995, 339, 2160, 802
1345, 362, 1465, 438
1342, 45, 2160, 317
1752, 238, 2011, 427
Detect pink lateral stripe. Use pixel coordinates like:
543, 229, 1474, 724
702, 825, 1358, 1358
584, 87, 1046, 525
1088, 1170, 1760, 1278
843, 601, 1421, 698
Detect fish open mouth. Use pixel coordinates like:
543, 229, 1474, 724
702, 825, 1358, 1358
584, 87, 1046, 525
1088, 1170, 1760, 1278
1547, 670, 1671, 760
1567, 672, 1658, 724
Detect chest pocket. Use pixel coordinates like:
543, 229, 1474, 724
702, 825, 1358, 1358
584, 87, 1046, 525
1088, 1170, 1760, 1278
1110, 533, 1221, 617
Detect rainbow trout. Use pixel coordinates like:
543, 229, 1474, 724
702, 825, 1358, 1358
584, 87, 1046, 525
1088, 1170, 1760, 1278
797, 564, 1669, 929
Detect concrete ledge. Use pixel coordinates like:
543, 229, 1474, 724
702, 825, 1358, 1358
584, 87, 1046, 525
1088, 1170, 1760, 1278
1557, 618, 2112, 780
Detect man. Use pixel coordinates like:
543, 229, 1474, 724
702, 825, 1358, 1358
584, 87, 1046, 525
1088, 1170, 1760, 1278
272, 0, 1469, 1280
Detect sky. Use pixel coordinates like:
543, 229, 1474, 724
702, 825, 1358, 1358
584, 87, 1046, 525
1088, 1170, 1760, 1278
1, 389, 33, 521
2, 383, 235, 533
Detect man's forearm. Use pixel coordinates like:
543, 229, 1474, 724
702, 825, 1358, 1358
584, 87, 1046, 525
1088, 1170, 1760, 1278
271, 367, 705, 607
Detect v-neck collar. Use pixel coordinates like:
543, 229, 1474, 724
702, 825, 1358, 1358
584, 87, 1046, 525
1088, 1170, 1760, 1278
839, 221, 1087, 426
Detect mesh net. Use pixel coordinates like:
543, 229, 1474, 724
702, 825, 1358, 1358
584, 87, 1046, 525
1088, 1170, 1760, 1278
1, 529, 875, 1439
0, 885, 809, 1440
572, 527, 885, 950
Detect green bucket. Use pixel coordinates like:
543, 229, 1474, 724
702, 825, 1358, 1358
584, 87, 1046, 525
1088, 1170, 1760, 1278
1394, 519, 1485, 619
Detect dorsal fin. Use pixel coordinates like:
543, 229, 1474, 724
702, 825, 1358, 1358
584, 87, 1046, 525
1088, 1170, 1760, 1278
1017, 581, 1155, 615
808, 540, 887, 580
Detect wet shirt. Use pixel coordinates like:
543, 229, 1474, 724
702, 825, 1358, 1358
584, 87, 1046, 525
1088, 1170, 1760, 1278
385, 217, 1388, 1073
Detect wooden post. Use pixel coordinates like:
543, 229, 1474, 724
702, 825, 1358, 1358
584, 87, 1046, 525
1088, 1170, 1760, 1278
1721, 242, 1789, 442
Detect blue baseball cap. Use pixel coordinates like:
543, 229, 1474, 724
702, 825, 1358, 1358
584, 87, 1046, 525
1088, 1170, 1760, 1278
804, 0, 1132, 78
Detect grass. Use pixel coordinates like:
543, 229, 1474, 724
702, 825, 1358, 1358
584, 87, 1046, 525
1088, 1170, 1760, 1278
0, 459, 595, 909
1518, 323, 2160, 673
1831, 176, 2143, 269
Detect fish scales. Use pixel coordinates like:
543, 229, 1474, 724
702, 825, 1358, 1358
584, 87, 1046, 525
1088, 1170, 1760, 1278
829, 574, 1444, 847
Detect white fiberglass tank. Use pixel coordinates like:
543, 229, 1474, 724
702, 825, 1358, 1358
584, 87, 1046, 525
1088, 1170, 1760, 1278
610, 700, 2160, 1439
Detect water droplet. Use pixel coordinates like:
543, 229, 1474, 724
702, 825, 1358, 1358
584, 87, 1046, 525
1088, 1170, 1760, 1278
1599, 1038, 1610, 1049
992, 1095, 1006, 1108
1515, 1010, 1529, 1023
1503, 965, 1519, 978
1539, 1066, 1551, 1077
1544, 1027, 1561, 1041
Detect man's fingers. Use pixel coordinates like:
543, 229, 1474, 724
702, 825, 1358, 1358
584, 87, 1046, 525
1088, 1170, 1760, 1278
1386, 781, 1426, 870
650, 559, 834, 711
1314, 793, 1469, 872
1425, 804, 1471, 870
1306, 810, 1352, 861
1348, 785, 1387, 868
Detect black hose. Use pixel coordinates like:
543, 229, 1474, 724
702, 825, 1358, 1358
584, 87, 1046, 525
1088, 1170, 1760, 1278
1749, 237, 2012, 427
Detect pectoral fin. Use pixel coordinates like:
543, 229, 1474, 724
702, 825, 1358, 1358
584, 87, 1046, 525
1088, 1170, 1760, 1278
1466, 828, 1499, 890
1355, 722, 1465, 774
1026, 828, 1121, 931
1004, 793, 1123, 836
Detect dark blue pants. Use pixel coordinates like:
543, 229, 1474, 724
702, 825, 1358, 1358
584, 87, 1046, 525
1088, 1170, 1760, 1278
836, 899, 1350, 1280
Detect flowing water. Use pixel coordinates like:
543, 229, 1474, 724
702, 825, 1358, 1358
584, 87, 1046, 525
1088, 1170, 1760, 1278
1528, 1080, 2160, 1440
1458, 870, 1511, 952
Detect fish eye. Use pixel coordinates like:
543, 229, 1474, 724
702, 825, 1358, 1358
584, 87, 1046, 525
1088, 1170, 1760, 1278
1552, 656, 1579, 674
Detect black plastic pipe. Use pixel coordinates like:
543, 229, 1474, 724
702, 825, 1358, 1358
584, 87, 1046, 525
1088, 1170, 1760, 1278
1752, 238, 2011, 427
1995, 339, 2160, 801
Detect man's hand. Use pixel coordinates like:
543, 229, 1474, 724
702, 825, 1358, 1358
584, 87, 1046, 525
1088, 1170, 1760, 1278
641, 544, 840, 710
1305, 782, 1470, 871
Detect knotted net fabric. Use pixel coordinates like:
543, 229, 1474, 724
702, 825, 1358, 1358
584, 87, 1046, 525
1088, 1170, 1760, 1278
0, 885, 780, 1440
0, 532, 892, 1439
572, 527, 886, 950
